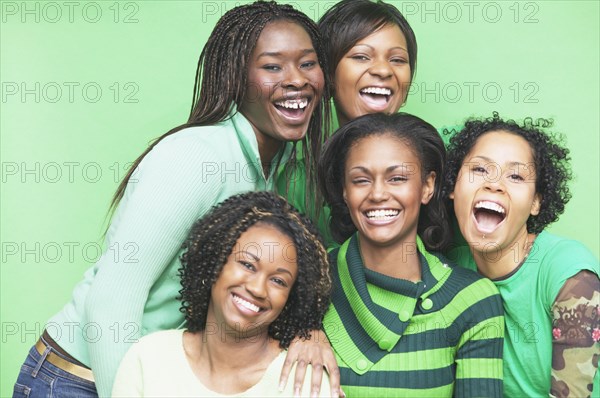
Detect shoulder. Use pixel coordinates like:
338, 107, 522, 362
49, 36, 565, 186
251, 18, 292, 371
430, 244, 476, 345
127, 329, 184, 357
273, 351, 331, 397
437, 251, 498, 293
149, 121, 240, 161
428, 252, 501, 314
132, 120, 247, 188
534, 231, 599, 277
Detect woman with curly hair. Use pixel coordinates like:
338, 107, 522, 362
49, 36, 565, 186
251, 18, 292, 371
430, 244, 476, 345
443, 113, 600, 397
112, 191, 332, 397
13, 2, 332, 397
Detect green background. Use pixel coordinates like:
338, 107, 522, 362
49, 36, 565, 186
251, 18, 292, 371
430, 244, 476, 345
1, 0, 598, 395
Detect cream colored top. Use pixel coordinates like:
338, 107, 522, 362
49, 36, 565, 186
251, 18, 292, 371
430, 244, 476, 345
112, 329, 331, 397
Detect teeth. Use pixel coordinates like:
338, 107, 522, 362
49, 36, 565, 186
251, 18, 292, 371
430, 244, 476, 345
361, 87, 392, 96
275, 98, 308, 109
233, 295, 260, 313
365, 209, 399, 220
475, 201, 505, 214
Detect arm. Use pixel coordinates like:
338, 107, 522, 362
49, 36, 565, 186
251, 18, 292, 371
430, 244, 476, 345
550, 270, 600, 398
455, 287, 505, 398
279, 330, 341, 398
84, 136, 222, 396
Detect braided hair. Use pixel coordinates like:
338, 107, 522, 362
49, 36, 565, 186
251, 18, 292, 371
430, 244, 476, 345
109, 1, 331, 214
179, 191, 331, 348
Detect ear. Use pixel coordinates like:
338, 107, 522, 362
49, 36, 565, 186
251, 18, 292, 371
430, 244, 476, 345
342, 187, 347, 203
530, 193, 541, 216
449, 191, 455, 200
421, 172, 436, 205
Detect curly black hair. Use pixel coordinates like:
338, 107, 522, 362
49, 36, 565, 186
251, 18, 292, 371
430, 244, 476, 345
178, 191, 331, 349
318, 112, 451, 251
442, 112, 572, 234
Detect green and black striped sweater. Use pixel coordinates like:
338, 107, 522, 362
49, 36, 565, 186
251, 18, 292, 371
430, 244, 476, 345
324, 235, 504, 397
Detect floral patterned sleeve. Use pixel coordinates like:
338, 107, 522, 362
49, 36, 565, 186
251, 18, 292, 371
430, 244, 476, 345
551, 270, 600, 398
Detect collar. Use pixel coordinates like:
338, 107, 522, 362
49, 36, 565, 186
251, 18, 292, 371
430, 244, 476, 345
324, 234, 452, 374
230, 109, 293, 184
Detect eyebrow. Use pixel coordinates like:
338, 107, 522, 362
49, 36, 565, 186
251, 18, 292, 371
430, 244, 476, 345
257, 48, 316, 59
350, 164, 411, 173
236, 250, 260, 261
352, 43, 408, 52
235, 251, 295, 277
469, 156, 531, 168
276, 268, 294, 277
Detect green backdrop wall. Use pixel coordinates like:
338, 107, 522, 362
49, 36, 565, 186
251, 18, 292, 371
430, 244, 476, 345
1, 1, 598, 394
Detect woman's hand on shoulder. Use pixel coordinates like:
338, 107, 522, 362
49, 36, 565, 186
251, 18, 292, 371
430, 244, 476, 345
279, 329, 342, 398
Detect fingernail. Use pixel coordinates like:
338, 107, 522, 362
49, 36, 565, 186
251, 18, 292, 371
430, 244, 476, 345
331, 389, 339, 398
278, 382, 285, 392
294, 387, 300, 397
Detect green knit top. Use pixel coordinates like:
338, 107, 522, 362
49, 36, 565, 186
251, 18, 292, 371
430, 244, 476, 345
324, 234, 505, 397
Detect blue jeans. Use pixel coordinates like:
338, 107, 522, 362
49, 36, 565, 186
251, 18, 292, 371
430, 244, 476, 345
13, 342, 98, 398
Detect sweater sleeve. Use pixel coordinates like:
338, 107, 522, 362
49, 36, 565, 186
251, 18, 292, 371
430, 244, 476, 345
84, 133, 223, 397
454, 278, 505, 397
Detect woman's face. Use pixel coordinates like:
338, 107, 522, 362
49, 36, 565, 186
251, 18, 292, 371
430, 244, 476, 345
240, 20, 325, 159
450, 131, 541, 256
208, 223, 298, 339
334, 24, 411, 126
343, 134, 435, 250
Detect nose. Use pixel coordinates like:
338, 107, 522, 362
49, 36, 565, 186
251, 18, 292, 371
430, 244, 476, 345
484, 175, 506, 193
245, 274, 267, 299
282, 66, 308, 89
368, 58, 393, 79
369, 179, 390, 202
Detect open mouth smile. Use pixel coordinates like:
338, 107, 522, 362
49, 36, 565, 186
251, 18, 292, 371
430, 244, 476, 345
473, 200, 506, 234
359, 86, 393, 111
273, 97, 310, 120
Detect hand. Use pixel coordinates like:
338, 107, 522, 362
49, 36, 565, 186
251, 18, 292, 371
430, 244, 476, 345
279, 329, 342, 398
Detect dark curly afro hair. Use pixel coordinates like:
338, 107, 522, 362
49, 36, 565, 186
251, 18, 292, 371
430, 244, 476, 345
442, 112, 572, 234
178, 191, 331, 349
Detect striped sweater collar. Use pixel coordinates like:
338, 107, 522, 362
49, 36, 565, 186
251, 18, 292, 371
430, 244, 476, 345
325, 234, 452, 374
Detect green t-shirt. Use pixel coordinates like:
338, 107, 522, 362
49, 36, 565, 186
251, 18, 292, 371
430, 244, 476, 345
456, 230, 599, 396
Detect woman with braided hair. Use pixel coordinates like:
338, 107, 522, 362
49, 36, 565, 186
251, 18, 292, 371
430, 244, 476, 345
13, 2, 331, 397
112, 191, 332, 397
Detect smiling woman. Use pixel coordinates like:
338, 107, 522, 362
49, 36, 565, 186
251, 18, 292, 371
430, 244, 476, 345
318, 0, 417, 126
443, 114, 600, 397
11, 2, 331, 397
240, 20, 325, 173
112, 191, 332, 397
318, 113, 504, 397
332, 26, 408, 124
